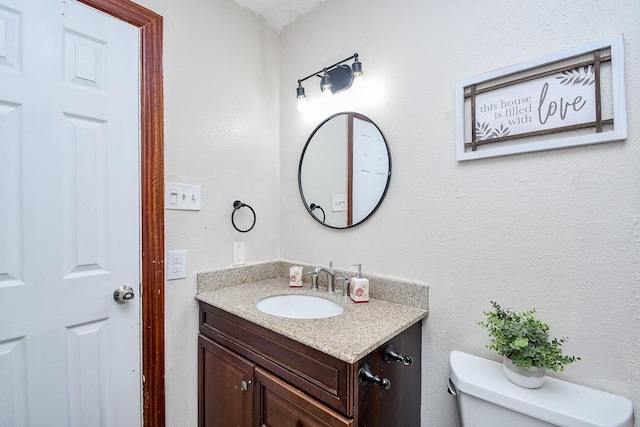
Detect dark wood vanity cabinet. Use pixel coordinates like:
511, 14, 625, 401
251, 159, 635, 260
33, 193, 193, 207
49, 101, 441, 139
199, 335, 254, 427
198, 302, 421, 427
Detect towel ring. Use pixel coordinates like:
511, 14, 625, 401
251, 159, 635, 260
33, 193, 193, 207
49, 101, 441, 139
310, 203, 326, 224
231, 200, 256, 233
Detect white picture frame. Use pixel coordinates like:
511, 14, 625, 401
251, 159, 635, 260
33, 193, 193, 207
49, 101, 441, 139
456, 34, 627, 161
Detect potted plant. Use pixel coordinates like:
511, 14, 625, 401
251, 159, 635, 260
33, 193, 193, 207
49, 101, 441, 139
478, 301, 580, 388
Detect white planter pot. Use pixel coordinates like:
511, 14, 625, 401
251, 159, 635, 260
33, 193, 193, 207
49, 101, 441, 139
503, 356, 546, 388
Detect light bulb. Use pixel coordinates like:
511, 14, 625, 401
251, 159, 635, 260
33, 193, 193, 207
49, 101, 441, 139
321, 87, 333, 101
297, 97, 309, 113
352, 74, 365, 91
320, 70, 332, 93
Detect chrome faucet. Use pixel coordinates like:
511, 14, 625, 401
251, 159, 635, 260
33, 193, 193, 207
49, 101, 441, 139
313, 261, 336, 293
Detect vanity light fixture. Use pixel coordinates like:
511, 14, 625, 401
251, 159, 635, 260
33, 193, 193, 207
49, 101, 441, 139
296, 53, 363, 111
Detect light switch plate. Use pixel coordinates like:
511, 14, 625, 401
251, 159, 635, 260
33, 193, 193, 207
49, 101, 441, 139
233, 242, 246, 266
166, 250, 187, 280
332, 194, 347, 212
165, 182, 201, 211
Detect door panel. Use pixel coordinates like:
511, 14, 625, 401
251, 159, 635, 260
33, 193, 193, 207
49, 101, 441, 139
0, 0, 141, 425
351, 117, 389, 224
0, 336, 28, 426
0, 100, 22, 288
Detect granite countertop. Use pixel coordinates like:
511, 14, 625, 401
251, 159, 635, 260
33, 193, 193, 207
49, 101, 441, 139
196, 278, 428, 364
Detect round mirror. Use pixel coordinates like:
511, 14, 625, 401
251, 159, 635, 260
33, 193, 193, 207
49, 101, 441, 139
298, 112, 391, 229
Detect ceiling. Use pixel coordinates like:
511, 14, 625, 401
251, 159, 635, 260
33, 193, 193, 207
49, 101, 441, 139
232, 0, 327, 30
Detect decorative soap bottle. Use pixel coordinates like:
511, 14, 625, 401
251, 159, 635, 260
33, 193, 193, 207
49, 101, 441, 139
289, 266, 303, 287
350, 264, 369, 303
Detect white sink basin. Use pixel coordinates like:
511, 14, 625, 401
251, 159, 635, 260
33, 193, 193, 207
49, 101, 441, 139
256, 294, 344, 319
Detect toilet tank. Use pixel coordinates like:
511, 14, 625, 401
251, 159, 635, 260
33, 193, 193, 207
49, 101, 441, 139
448, 351, 634, 427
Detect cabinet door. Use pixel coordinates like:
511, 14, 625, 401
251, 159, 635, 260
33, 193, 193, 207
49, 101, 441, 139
356, 322, 422, 427
199, 334, 255, 427
255, 367, 353, 427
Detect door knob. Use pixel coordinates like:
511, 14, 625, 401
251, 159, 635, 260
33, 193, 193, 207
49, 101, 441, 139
241, 380, 252, 391
113, 285, 135, 303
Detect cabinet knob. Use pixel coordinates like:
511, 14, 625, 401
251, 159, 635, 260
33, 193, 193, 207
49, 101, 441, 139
241, 380, 252, 391
358, 363, 391, 389
384, 345, 413, 366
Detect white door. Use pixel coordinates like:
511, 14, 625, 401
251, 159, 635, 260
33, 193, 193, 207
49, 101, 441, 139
351, 117, 389, 224
0, 0, 141, 426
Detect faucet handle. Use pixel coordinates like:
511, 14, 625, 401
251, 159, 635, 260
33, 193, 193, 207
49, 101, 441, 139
305, 271, 319, 290
336, 277, 351, 298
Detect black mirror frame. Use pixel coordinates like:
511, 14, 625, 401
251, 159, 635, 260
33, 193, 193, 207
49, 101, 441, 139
298, 112, 392, 229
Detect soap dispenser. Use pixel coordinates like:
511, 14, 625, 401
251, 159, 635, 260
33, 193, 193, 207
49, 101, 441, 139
350, 264, 369, 303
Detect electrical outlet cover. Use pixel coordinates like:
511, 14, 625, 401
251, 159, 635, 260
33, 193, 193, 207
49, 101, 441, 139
167, 250, 187, 280
233, 242, 246, 266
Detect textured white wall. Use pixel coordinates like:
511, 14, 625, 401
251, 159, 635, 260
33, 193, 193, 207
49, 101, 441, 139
134, 0, 280, 425
279, 0, 640, 425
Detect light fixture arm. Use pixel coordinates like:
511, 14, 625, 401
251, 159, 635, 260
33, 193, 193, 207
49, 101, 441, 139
297, 53, 360, 86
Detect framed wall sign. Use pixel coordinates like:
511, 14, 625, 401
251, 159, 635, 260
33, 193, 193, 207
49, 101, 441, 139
456, 34, 627, 161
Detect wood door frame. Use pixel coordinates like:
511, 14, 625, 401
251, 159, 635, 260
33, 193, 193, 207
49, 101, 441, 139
76, 0, 165, 425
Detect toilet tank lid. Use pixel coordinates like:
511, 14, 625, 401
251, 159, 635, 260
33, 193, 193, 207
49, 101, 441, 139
449, 351, 634, 427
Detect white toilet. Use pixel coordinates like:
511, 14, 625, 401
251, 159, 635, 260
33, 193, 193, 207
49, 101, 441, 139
448, 351, 635, 427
